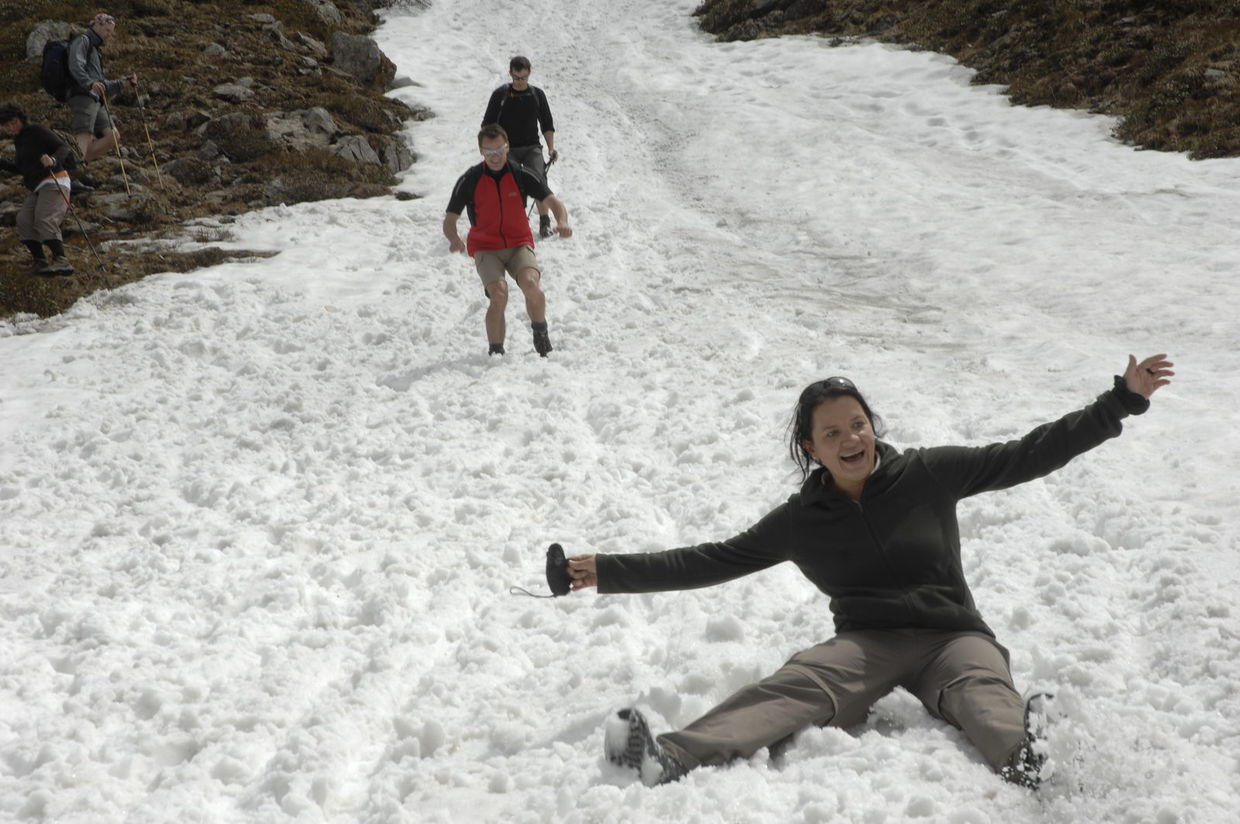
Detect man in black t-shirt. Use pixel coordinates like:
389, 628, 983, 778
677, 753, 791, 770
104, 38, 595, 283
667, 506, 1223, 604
481, 56, 558, 238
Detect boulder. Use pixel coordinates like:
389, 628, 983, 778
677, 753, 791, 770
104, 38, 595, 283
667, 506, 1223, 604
332, 135, 382, 165
330, 32, 396, 89
264, 107, 339, 151
25, 20, 73, 60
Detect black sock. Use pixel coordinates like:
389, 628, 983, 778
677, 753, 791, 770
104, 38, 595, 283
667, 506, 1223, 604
489, 343, 505, 355
531, 321, 548, 333
44, 239, 65, 258
23, 241, 46, 260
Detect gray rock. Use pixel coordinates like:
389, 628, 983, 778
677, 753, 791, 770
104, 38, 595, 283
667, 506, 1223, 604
375, 135, 414, 173
332, 135, 382, 165
197, 141, 223, 161
163, 157, 214, 185
297, 32, 329, 59
247, 14, 277, 25
204, 42, 226, 57
214, 83, 254, 103
305, 0, 343, 25
91, 191, 159, 222
264, 108, 339, 151
26, 20, 74, 60
163, 109, 212, 130
330, 32, 395, 88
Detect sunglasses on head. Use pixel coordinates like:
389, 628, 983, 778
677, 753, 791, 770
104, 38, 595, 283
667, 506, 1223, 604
819, 376, 856, 390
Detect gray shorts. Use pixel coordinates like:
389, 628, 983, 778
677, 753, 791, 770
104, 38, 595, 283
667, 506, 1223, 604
474, 245, 540, 288
508, 146, 546, 180
68, 94, 114, 137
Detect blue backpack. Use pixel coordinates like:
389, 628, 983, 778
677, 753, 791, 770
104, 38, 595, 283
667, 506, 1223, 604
40, 39, 74, 102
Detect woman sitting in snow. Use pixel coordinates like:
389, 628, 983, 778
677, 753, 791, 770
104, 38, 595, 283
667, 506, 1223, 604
564, 354, 1174, 788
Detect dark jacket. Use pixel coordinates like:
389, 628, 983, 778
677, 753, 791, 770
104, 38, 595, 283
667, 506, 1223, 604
597, 383, 1145, 638
0, 124, 72, 191
481, 84, 554, 148
67, 28, 124, 101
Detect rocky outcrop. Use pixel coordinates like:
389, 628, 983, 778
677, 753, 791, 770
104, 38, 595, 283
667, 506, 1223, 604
0, 0, 433, 317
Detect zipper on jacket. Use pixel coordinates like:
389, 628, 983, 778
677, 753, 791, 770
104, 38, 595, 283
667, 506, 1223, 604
852, 499, 916, 619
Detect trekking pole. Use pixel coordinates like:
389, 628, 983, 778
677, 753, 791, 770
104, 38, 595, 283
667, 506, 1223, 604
100, 92, 132, 196
526, 153, 557, 218
134, 94, 165, 193
51, 172, 104, 272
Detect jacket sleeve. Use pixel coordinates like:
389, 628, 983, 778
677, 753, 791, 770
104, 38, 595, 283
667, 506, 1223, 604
481, 87, 503, 127
920, 382, 1143, 499
36, 126, 71, 169
596, 503, 794, 594
536, 87, 554, 134
67, 35, 94, 94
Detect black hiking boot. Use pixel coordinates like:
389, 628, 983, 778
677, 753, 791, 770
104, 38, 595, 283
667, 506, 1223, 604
29, 257, 49, 275
532, 330, 552, 357
604, 708, 688, 787
539, 214, 552, 239
1000, 692, 1055, 789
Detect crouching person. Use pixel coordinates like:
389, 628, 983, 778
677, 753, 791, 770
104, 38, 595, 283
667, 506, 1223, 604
0, 103, 75, 275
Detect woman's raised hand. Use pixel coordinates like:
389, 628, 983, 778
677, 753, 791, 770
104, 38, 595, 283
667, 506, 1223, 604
1124, 354, 1174, 398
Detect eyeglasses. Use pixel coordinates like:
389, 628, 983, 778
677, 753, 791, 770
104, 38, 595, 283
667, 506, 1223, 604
480, 144, 508, 157
510, 73, 530, 81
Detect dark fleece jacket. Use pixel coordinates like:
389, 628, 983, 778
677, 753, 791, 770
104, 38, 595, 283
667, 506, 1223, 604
597, 382, 1145, 637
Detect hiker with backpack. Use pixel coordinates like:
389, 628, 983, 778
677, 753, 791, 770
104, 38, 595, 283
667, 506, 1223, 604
0, 103, 76, 275
443, 124, 572, 358
480, 56, 558, 239
64, 12, 137, 176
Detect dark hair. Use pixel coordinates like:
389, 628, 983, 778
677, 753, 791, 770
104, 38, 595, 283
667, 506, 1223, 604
0, 102, 27, 126
478, 123, 509, 145
510, 56, 531, 72
787, 378, 885, 482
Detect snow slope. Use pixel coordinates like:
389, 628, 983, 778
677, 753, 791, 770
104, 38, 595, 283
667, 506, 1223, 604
2, 0, 1238, 821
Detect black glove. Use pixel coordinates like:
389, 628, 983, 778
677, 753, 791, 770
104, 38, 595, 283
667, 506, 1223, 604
546, 543, 571, 596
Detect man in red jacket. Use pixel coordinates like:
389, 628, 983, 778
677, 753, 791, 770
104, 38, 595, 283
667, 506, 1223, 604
443, 124, 572, 357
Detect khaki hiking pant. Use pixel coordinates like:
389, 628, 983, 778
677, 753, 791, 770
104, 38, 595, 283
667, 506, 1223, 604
17, 184, 69, 243
658, 629, 1026, 774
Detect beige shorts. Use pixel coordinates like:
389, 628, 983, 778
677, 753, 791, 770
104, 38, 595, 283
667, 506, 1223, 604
474, 245, 540, 287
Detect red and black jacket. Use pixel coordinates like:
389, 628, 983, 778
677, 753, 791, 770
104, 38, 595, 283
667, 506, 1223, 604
446, 161, 551, 256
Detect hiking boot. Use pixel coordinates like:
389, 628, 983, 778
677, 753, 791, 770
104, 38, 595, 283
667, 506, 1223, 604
29, 258, 49, 275
70, 177, 95, 195
532, 329, 553, 357
603, 708, 688, 787
539, 214, 552, 239
43, 256, 75, 276
1000, 692, 1055, 789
